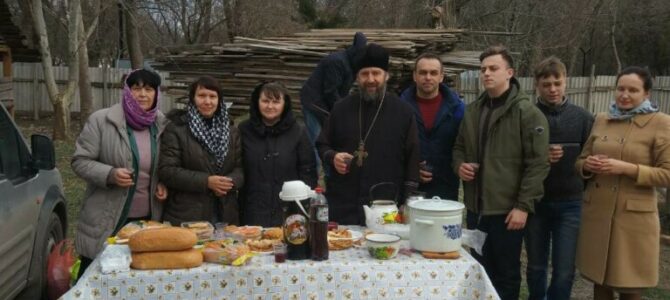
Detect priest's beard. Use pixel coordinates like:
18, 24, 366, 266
361, 82, 387, 103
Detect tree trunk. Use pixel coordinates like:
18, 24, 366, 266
223, 0, 238, 42
18, 0, 35, 47
124, 0, 143, 69
444, 0, 457, 29
31, 0, 79, 140
200, 0, 213, 43
52, 101, 71, 141
610, 4, 622, 73
78, 18, 93, 126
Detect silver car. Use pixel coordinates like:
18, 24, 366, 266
0, 103, 67, 300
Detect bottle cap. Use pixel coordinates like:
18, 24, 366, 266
315, 187, 324, 193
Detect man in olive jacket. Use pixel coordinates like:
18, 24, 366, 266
452, 45, 550, 300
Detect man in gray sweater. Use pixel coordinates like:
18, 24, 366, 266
525, 56, 594, 300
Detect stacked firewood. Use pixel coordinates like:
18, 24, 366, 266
153, 29, 481, 117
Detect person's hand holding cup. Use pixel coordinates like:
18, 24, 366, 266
548, 144, 564, 163
458, 162, 480, 182
584, 154, 608, 174
334, 152, 354, 174
113, 167, 134, 187
419, 161, 434, 183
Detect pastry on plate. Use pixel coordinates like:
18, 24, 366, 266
262, 227, 283, 240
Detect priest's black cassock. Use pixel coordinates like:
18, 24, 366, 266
317, 92, 420, 225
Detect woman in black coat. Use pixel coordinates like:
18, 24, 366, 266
239, 82, 317, 227
159, 76, 243, 225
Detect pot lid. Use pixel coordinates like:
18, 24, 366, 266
408, 198, 465, 212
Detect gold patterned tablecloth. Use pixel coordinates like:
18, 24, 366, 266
61, 241, 499, 300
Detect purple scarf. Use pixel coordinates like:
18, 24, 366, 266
122, 78, 160, 130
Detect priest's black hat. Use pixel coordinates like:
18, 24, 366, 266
355, 43, 389, 72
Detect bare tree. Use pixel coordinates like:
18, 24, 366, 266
140, 0, 228, 44
30, 0, 80, 140
78, 0, 108, 126
124, 0, 143, 68
608, 1, 621, 73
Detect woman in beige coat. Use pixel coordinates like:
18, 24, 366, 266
575, 66, 670, 300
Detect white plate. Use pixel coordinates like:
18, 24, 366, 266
328, 230, 363, 241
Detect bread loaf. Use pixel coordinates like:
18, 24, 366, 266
128, 227, 197, 252
131, 249, 203, 270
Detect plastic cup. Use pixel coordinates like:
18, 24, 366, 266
408, 190, 426, 199
419, 162, 434, 172
595, 154, 609, 161
549, 144, 564, 163
343, 157, 353, 171
273, 243, 287, 263
214, 222, 227, 240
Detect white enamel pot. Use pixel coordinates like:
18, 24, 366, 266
408, 197, 465, 253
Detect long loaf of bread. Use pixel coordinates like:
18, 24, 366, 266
131, 249, 203, 270
128, 227, 197, 252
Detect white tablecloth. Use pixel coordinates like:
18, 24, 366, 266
62, 241, 499, 300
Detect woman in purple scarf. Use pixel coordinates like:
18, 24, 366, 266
71, 69, 169, 279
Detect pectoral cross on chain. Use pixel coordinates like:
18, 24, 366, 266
354, 141, 368, 167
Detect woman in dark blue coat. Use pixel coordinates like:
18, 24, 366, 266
239, 82, 317, 227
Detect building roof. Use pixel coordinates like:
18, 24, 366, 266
0, 0, 40, 62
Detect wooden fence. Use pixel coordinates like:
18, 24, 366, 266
458, 71, 670, 114
8, 62, 670, 116
10, 63, 186, 118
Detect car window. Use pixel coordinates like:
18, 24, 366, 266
0, 109, 32, 182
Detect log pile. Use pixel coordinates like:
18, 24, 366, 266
153, 29, 480, 117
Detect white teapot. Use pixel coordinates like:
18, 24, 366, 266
363, 200, 400, 225
363, 182, 401, 226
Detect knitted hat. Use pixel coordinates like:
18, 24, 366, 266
352, 32, 367, 50
356, 43, 389, 72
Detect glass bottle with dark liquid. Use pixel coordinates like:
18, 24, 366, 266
309, 187, 329, 261
283, 197, 311, 260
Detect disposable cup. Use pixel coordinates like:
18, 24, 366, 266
273, 243, 287, 263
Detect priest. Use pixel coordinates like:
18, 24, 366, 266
316, 43, 420, 225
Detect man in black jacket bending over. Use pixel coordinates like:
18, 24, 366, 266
300, 32, 367, 173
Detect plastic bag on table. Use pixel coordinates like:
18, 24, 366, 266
377, 223, 410, 239
99, 244, 132, 274
461, 228, 487, 256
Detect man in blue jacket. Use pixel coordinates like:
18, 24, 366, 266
400, 53, 464, 200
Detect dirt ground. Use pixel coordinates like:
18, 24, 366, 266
537, 243, 670, 299
14, 114, 670, 299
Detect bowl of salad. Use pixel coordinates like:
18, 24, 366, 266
365, 233, 400, 260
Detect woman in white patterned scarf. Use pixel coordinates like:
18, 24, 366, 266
158, 76, 244, 225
